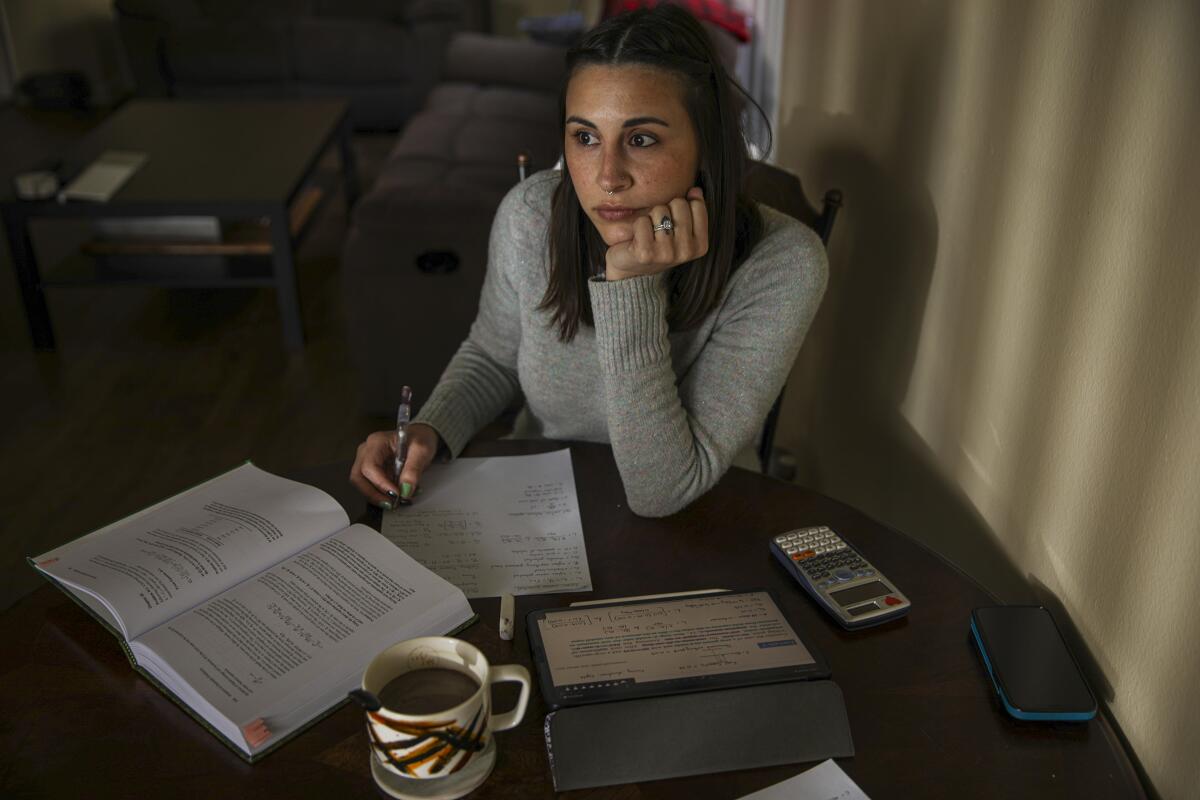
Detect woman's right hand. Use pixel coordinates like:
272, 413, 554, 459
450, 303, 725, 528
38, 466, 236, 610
349, 422, 440, 509
603, 187, 708, 281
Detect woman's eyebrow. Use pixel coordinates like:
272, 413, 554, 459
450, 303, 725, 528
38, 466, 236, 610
565, 115, 671, 128
622, 116, 669, 128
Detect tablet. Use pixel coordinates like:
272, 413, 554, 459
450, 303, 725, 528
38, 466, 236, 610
526, 589, 829, 709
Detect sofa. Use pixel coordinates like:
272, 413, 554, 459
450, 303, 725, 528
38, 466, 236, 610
341, 31, 568, 416
113, 0, 491, 130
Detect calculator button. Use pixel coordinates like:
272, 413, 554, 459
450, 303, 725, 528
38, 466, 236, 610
784, 545, 798, 554
834, 568, 854, 582
775, 535, 789, 544
792, 549, 816, 561
863, 569, 875, 576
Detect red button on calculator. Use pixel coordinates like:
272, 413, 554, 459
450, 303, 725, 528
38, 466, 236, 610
884, 596, 903, 606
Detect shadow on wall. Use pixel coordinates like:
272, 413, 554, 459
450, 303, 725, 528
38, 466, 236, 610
775, 3, 1035, 602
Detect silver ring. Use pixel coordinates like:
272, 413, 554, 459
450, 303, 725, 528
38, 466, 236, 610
651, 215, 674, 233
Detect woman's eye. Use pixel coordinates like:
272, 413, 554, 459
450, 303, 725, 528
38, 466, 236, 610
629, 133, 658, 147
574, 130, 597, 146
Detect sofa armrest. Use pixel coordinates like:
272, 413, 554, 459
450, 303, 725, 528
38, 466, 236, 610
444, 32, 566, 94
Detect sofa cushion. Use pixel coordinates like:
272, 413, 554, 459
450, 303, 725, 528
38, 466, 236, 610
313, 0, 486, 27
115, 0, 204, 25
444, 32, 565, 93
425, 83, 559, 121
165, 22, 292, 83
385, 111, 559, 168
353, 163, 511, 226
291, 18, 448, 83
193, 0, 315, 17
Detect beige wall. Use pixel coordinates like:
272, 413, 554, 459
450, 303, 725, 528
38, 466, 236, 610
775, 1, 1199, 797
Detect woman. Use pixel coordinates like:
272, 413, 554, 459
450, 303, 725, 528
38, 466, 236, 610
351, 4, 827, 517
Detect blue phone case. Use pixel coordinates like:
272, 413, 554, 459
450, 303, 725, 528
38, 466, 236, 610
970, 606, 1097, 722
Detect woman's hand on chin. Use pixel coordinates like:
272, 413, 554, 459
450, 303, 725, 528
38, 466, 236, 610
603, 187, 708, 281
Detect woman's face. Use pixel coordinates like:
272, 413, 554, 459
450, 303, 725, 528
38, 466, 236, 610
564, 64, 701, 246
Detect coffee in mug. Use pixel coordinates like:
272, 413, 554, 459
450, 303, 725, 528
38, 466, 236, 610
377, 668, 480, 715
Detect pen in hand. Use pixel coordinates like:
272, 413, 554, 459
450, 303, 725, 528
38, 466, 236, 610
394, 385, 412, 504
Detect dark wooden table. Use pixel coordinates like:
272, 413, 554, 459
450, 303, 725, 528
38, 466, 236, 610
1, 99, 359, 352
0, 441, 1146, 799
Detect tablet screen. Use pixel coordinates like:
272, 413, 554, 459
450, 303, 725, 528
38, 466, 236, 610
529, 590, 825, 707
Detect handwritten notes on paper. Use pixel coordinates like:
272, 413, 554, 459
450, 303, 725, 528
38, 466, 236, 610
381, 449, 592, 598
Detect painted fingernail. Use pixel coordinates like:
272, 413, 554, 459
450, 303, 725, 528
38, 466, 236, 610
386, 490, 398, 500
400, 482, 414, 499
380, 500, 393, 511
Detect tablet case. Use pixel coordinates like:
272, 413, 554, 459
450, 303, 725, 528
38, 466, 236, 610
543, 680, 854, 791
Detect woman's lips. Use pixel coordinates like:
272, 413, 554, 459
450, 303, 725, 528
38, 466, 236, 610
595, 206, 641, 221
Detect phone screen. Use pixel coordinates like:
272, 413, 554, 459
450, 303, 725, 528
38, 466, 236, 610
973, 606, 1095, 714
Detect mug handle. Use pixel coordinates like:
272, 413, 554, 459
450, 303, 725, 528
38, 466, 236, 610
487, 664, 531, 731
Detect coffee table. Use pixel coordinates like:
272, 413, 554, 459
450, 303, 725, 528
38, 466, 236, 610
1, 99, 359, 351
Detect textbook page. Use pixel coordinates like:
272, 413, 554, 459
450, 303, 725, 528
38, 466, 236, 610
32, 464, 349, 640
131, 524, 472, 755
381, 449, 592, 598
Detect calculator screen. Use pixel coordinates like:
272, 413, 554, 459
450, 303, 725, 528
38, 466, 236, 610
829, 580, 892, 607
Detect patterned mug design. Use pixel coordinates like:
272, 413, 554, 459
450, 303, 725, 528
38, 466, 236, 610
362, 637, 530, 781
368, 705, 487, 777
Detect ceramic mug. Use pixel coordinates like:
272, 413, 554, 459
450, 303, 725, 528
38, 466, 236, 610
362, 637, 531, 781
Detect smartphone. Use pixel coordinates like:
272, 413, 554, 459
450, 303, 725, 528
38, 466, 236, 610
970, 605, 1097, 721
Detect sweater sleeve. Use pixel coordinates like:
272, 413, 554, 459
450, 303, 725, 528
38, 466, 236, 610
588, 215, 828, 517
412, 177, 549, 455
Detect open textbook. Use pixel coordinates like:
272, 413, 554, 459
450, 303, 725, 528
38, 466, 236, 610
28, 464, 475, 762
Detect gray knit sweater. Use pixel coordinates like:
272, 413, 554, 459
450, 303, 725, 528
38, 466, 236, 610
414, 170, 827, 517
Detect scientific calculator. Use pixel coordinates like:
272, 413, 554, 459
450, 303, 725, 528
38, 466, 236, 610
770, 526, 911, 629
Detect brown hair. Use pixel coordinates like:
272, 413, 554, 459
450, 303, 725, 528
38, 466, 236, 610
539, 4, 768, 341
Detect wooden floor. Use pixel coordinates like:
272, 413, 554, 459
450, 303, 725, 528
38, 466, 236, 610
0, 106, 398, 609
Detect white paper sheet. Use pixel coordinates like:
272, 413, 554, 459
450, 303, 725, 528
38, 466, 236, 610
380, 450, 592, 598
738, 759, 870, 800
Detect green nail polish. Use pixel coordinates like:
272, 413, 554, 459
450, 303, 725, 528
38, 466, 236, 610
400, 482, 414, 499
380, 500, 393, 511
